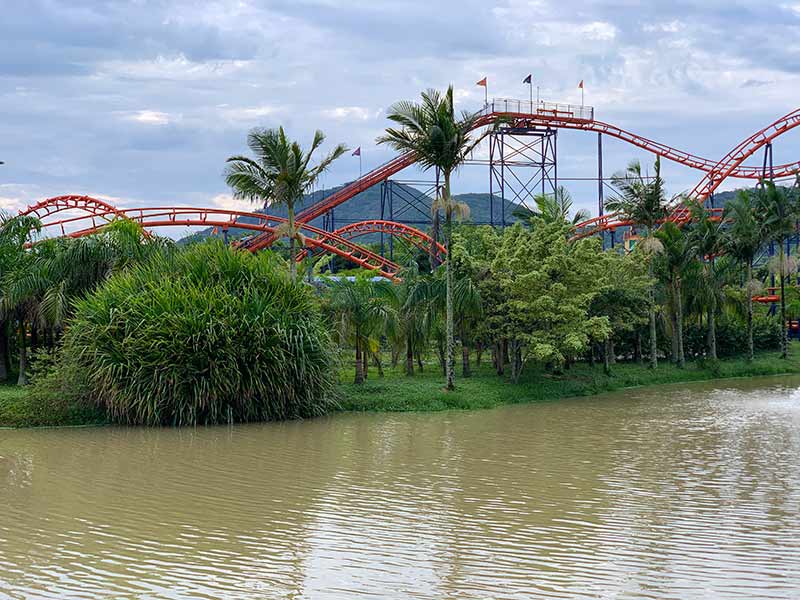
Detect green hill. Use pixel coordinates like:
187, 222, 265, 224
180, 182, 519, 244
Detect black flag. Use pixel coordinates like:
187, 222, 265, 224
523, 74, 532, 84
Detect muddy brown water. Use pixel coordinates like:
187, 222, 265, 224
2, 376, 800, 599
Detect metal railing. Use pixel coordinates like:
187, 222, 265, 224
483, 98, 594, 121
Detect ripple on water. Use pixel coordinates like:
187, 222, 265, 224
1, 376, 800, 599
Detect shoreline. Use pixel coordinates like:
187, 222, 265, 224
3, 349, 800, 429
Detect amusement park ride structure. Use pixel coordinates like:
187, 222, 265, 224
19, 99, 800, 282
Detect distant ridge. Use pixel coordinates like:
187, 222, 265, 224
180, 182, 519, 244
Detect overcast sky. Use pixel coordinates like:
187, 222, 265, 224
1, 0, 799, 220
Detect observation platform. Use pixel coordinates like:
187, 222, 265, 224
482, 98, 595, 122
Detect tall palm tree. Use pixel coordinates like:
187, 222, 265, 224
378, 86, 491, 390
605, 157, 669, 368
511, 186, 590, 226
654, 221, 694, 368
756, 180, 800, 359
225, 127, 347, 281
724, 190, 764, 361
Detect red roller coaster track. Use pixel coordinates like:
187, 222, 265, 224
19, 101, 800, 270
298, 220, 446, 264
238, 101, 800, 250
20, 196, 442, 280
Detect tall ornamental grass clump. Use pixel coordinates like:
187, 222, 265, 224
55, 241, 337, 425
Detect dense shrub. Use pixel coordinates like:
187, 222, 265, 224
684, 315, 781, 358
42, 241, 337, 425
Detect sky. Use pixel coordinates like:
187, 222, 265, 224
1, 0, 799, 223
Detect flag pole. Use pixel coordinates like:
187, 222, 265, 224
528, 79, 532, 109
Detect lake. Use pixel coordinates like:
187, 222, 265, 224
2, 376, 799, 599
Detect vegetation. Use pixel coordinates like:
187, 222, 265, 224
38, 242, 337, 426
378, 86, 494, 390
225, 127, 347, 280
3, 85, 800, 429
338, 349, 800, 413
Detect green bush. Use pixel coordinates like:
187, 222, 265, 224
684, 314, 781, 358
42, 241, 338, 426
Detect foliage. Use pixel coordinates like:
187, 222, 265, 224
225, 126, 347, 279
378, 85, 495, 390
486, 222, 611, 379
338, 347, 800, 413
511, 186, 590, 226
40, 241, 338, 426
684, 315, 780, 358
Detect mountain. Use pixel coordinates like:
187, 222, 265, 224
180, 182, 519, 244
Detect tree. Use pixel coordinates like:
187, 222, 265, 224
687, 201, 729, 360
327, 276, 393, 384
0, 213, 42, 385
225, 127, 347, 281
589, 250, 651, 374
724, 190, 764, 361
756, 180, 800, 359
654, 221, 694, 368
605, 157, 669, 368
511, 186, 590, 226
488, 222, 610, 382
378, 86, 493, 390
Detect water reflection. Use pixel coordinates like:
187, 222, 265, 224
1, 376, 799, 599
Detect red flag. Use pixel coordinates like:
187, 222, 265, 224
578, 80, 584, 89
476, 77, 487, 87
352, 147, 361, 157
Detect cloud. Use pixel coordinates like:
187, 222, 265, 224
0, 0, 799, 223
209, 193, 260, 213
321, 106, 375, 121
124, 110, 174, 125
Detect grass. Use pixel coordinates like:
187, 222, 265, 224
0, 381, 106, 428
337, 347, 800, 413
4, 346, 800, 428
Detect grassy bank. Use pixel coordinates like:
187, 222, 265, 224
0, 382, 105, 429
4, 348, 800, 428
338, 348, 800, 413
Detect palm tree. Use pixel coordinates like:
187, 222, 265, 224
225, 127, 347, 281
511, 186, 590, 226
756, 180, 800, 359
407, 268, 482, 377
724, 191, 764, 361
687, 201, 728, 360
605, 157, 669, 368
378, 86, 492, 390
327, 277, 393, 384
0, 213, 42, 384
383, 265, 433, 376
654, 221, 694, 368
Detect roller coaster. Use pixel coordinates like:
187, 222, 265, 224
19, 99, 800, 280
